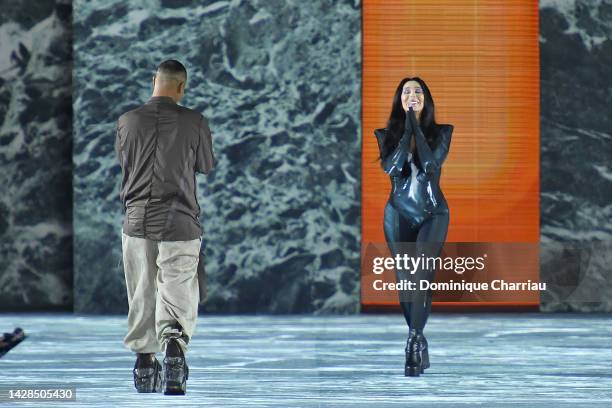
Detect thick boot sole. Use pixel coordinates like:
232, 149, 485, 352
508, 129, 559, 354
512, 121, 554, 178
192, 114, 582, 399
405, 365, 421, 377
164, 381, 186, 395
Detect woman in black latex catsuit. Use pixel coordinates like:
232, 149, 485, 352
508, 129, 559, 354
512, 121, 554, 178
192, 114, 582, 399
374, 77, 453, 377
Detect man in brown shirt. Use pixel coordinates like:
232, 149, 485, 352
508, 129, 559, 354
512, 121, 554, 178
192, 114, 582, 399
115, 59, 216, 395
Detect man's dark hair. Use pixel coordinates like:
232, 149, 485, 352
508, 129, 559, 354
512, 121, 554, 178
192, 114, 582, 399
156, 59, 187, 83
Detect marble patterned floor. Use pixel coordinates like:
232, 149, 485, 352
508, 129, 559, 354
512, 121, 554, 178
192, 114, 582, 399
0, 313, 611, 407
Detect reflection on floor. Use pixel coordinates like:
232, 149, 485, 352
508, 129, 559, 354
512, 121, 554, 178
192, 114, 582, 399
0, 313, 611, 407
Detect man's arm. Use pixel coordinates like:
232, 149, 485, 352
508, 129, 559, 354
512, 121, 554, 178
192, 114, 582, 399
195, 116, 216, 174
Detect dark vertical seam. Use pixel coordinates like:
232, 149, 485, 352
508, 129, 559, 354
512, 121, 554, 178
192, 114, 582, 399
162, 110, 186, 239
145, 103, 161, 239
196, 115, 202, 171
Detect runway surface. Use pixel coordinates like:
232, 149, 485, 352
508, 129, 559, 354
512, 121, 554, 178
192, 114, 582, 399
0, 313, 611, 407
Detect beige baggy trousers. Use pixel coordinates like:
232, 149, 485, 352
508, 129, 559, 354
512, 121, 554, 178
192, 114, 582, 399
121, 231, 201, 355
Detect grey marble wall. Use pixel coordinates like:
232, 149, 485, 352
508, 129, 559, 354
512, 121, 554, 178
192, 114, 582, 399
0, 1, 73, 310
72, 0, 362, 313
539, 0, 612, 311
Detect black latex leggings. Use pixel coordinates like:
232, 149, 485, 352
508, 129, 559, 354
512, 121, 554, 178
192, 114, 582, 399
383, 203, 449, 330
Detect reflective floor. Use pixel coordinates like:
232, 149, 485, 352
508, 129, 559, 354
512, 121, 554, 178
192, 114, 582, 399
0, 313, 611, 407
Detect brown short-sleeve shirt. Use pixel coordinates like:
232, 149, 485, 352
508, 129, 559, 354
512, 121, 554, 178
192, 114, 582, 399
115, 96, 216, 241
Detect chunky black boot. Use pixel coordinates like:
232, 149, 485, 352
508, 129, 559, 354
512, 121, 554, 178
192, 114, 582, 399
133, 353, 162, 393
0, 328, 27, 358
408, 329, 430, 373
405, 332, 422, 377
163, 338, 189, 395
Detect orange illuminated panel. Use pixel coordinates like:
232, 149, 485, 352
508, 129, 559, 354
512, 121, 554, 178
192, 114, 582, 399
361, 0, 540, 309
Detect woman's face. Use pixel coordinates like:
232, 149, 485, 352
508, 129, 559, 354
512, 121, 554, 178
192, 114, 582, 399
401, 80, 425, 113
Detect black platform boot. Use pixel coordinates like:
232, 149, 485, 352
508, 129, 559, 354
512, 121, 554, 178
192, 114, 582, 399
405, 331, 422, 377
133, 353, 162, 393
406, 329, 429, 373
163, 338, 189, 395
0, 328, 27, 358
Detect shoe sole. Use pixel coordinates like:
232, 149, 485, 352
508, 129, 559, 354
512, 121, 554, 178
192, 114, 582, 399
405, 366, 421, 377
405, 355, 423, 377
164, 383, 186, 395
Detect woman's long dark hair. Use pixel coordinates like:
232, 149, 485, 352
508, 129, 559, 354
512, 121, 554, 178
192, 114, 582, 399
380, 77, 441, 167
